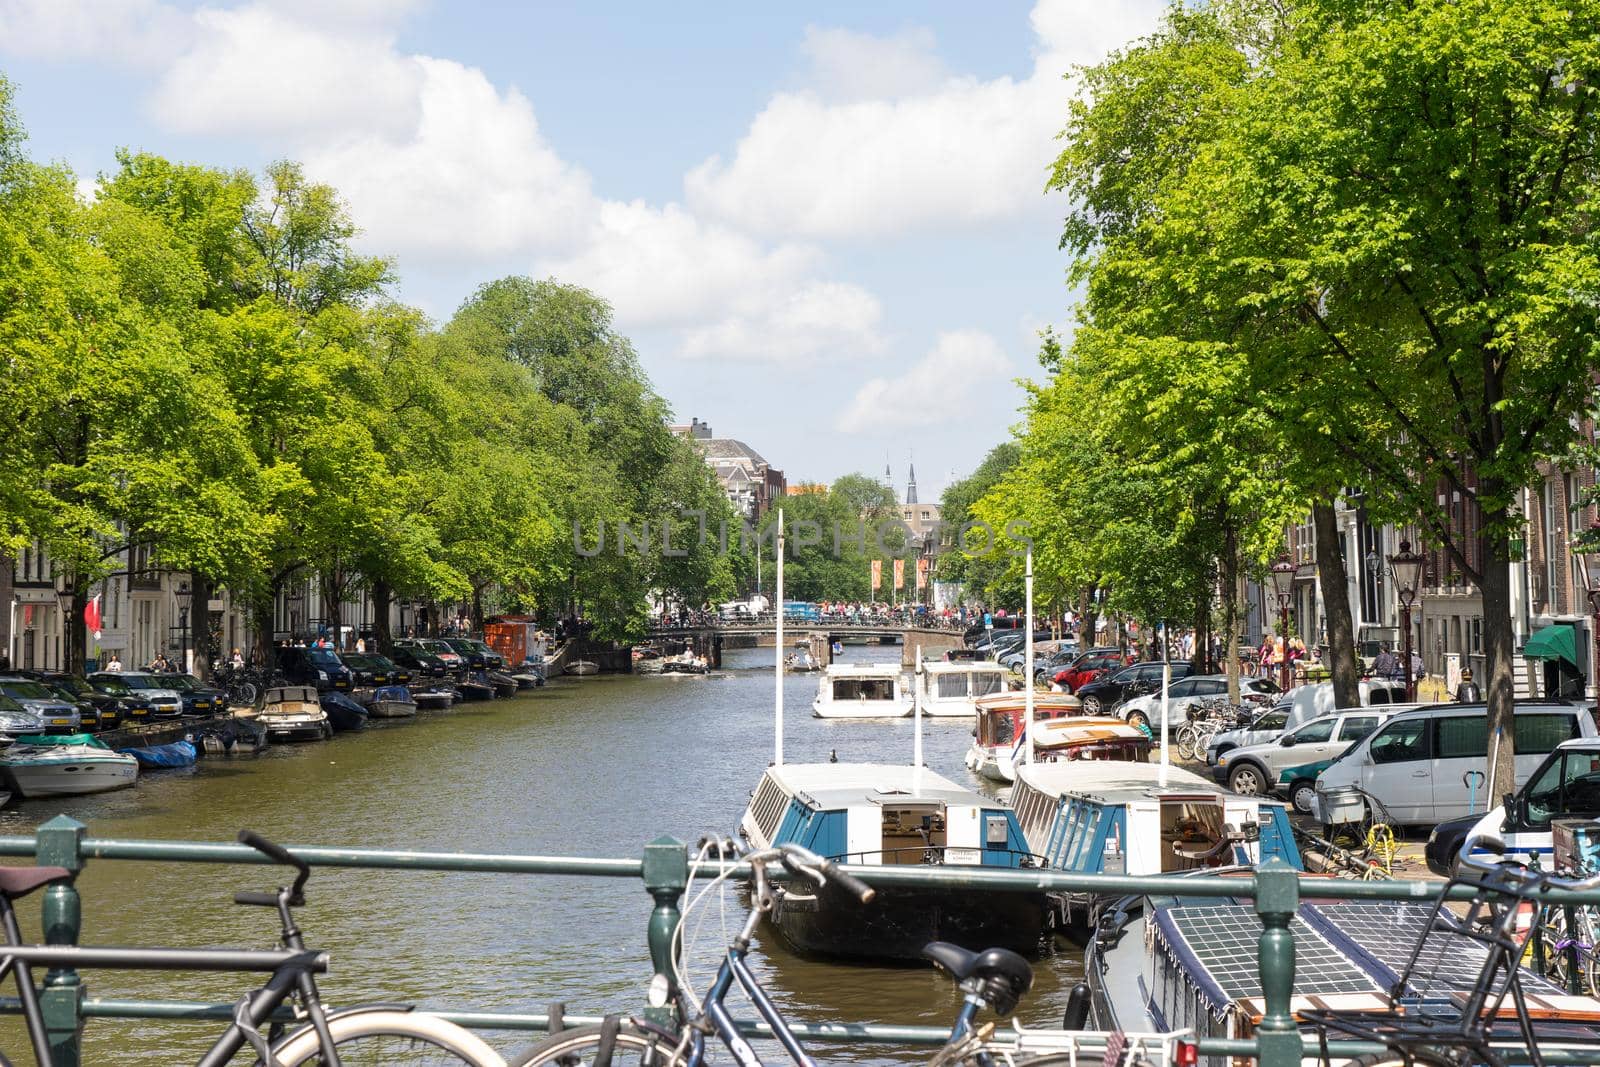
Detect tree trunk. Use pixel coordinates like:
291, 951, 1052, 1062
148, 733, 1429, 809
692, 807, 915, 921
64, 581, 87, 676
252, 582, 277, 666
323, 567, 343, 649
372, 579, 393, 654
189, 572, 214, 679
1314, 500, 1360, 710
471, 585, 485, 633
1080, 584, 1098, 655
1222, 522, 1240, 703
1480, 503, 1518, 803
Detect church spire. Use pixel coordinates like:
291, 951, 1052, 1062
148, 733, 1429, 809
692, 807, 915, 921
906, 461, 918, 505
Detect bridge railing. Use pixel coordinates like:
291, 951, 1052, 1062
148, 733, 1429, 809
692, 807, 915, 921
648, 612, 972, 633
0, 816, 1580, 1066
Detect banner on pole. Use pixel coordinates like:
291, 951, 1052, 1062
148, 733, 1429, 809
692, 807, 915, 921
870, 559, 881, 591
893, 559, 904, 590
916, 557, 929, 590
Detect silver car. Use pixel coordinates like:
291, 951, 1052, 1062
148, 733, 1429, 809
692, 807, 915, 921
1205, 708, 1291, 765
0, 678, 80, 732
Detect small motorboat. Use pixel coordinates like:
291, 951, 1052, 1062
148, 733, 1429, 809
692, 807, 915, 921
566, 660, 599, 676
660, 651, 709, 675
486, 671, 521, 698
365, 684, 417, 719
0, 739, 139, 797
456, 679, 494, 701
319, 691, 369, 731
785, 642, 821, 673
119, 740, 198, 769
191, 716, 268, 755
511, 671, 545, 688
411, 686, 456, 710
633, 648, 665, 675
257, 686, 333, 742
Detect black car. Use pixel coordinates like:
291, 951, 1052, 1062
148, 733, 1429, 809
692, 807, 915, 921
155, 673, 226, 715
339, 653, 411, 686
442, 638, 503, 671
25, 672, 124, 731
387, 646, 449, 679
274, 646, 355, 692
1074, 661, 1197, 715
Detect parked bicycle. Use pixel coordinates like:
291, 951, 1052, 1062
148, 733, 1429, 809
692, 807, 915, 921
509, 839, 1192, 1067
0, 830, 505, 1065
212, 664, 284, 708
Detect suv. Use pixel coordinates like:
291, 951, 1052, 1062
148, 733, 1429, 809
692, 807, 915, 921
29, 673, 123, 731
388, 645, 449, 678
1205, 707, 1290, 765
89, 672, 184, 719
0, 677, 82, 732
339, 653, 411, 686
1118, 674, 1280, 732
154, 673, 227, 715
1076, 661, 1195, 717
442, 638, 504, 671
274, 647, 354, 692
1213, 708, 1400, 812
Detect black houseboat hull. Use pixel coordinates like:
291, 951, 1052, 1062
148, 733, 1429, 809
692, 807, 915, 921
770, 879, 1046, 962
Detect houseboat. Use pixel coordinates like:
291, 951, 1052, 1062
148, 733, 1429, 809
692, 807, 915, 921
915, 660, 1008, 718
810, 663, 911, 718
739, 762, 1047, 961
1009, 762, 1300, 931
964, 693, 1150, 783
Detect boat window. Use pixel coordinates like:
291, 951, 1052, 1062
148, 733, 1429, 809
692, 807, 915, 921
1369, 718, 1431, 764
1516, 713, 1579, 754
834, 678, 895, 701
935, 674, 969, 698
991, 713, 1015, 745
970, 672, 1003, 698
749, 777, 789, 841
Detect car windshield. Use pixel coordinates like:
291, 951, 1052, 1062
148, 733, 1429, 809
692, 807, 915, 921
156, 674, 199, 691
307, 650, 343, 666
0, 681, 57, 700
118, 675, 161, 690
342, 655, 376, 669
0, 693, 26, 713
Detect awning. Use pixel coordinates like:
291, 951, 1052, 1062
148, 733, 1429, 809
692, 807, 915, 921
1523, 625, 1580, 668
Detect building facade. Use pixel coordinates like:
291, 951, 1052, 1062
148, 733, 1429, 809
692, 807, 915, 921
670, 419, 787, 520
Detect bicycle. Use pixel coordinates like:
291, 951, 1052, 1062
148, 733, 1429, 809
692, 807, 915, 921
509, 840, 1193, 1067
0, 830, 506, 1066
1301, 827, 1600, 1066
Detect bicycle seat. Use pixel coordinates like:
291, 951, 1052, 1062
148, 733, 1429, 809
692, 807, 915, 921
922, 942, 1034, 1015
0, 866, 71, 900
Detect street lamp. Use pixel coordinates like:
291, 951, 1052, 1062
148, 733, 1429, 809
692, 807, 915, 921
1572, 520, 1600, 701
53, 580, 74, 673
1270, 554, 1297, 691
1388, 540, 1425, 701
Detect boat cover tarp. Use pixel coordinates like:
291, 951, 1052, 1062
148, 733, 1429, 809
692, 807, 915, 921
29, 734, 109, 749
118, 740, 198, 767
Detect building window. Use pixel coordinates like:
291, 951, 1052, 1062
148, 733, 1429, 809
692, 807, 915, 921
1469, 617, 1482, 654
1544, 480, 1561, 612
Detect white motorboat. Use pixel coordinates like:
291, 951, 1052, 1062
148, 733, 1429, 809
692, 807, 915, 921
810, 663, 911, 718
257, 686, 333, 741
964, 692, 1149, 782
411, 687, 455, 709
566, 660, 599, 676
0, 742, 138, 798
915, 660, 1008, 718
365, 684, 417, 719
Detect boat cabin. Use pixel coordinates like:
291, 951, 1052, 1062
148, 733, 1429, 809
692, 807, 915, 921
916, 661, 1008, 717
1010, 763, 1300, 878
811, 663, 910, 718
966, 693, 1151, 782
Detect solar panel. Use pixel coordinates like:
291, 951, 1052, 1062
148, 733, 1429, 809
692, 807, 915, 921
1306, 902, 1569, 999
1152, 904, 1383, 1005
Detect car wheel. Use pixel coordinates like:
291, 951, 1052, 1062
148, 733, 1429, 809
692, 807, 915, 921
1126, 709, 1150, 732
1289, 780, 1316, 815
1081, 694, 1103, 715
1228, 763, 1265, 796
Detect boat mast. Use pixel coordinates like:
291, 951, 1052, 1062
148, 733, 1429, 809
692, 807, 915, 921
913, 645, 923, 796
1024, 546, 1035, 768
774, 509, 784, 767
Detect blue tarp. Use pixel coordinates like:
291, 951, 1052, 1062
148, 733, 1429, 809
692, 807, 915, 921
119, 740, 197, 768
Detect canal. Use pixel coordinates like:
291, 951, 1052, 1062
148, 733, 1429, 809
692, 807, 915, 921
0, 644, 1086, 1063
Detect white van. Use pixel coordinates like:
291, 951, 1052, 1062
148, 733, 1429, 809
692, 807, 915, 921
1282, 678, 1408, 732
1312, 701, 1597, 826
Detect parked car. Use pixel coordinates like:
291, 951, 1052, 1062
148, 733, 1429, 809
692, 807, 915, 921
0, 677, 81, 732
0, 693, 46, 737
28, 673, 124, 731
395, 637, 465, 673
1313, 701, 1596, 827
1117, 674, 1280, 733
1424, 738, 1600, 876
1053, 650, 1131, 693
1076, 661, 1196, 717
274, 646, 355, 692
154, 673, 226, 715
387, 645, 449, 679
1282, 678, 1408, 731
1205, 707, 1291, 765
1212, 707, 1401, 812
998, 639, 1072, 672
442, 638, 503, 671
88, 671, 185, 720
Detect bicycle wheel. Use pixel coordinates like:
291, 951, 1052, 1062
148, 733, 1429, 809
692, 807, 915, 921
508, 1022, 686, 1067
1341, 1052, 1455, 1067
271, 1009, 506, 1066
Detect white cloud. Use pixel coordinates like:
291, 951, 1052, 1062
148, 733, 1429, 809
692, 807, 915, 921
0, 0, 190, 66
685, 0, 1166, 240
799, 25, 947, 102
836, 330, 1012, 433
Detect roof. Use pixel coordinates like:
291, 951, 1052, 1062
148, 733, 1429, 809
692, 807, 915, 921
823, 662, 902, 677
698, 437, 770, 468
1015, 761, 1237, 804
922, 660, 1007, 675
764, 762, 986, 809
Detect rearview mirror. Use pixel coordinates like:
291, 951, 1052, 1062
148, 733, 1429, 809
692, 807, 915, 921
1279, 734, 1295, 747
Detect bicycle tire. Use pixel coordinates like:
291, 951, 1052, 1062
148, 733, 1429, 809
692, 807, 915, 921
508, 1022, 686, 1067
270, 1009, 506, 1066
1340, 1052, 1456, 1067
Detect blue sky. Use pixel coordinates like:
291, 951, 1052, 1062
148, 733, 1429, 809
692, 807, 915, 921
0, 0, 1164, 499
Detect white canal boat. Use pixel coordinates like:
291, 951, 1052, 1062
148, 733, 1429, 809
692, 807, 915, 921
810, 663, 911, 718
0, 741, 138, 798
964, 692, 1150, 783
914, 660, 1008, 718
257, 686, 333, 742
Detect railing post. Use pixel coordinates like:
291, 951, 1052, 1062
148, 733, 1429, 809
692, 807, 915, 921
36, 815, 87, 1067
642, 836, 687, 1026
1254, 859, 1301, 1067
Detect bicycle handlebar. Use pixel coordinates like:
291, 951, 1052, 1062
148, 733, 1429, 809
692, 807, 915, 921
1459, 828, 1600, 891
743, 844, 876, 906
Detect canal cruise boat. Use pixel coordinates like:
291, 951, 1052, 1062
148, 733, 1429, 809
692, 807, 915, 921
739, 762, 1047, 962
1009, 763, 1300, 932
810, 663, 911, 718
914, 660, 1008, 718
964, 692, 1150, 783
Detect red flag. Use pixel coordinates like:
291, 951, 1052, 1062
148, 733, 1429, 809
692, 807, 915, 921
84, 594, 102, 638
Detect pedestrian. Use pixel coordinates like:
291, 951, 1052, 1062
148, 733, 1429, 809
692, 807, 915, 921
1455, 667, 1482, 702
230, 648, 244, 670
1372, 644, 1399, 680
355, 636, 366, 654
106, 653, 123, 671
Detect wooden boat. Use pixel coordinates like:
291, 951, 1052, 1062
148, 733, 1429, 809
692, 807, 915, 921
810, 663, 911, 718
0, 739, 138, 797
411, 687, 455, 709
365, 684, 417, 719
915, 660, 1008, 718
566, 660, 599, 677
486, 671, 520, 698
632, 647, 665, 674
740, 762, 1046, 962
964, 693, 1148, 782
257, 686, 333, 742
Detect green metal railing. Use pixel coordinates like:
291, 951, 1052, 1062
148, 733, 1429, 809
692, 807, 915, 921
2, 815, 1599, 1065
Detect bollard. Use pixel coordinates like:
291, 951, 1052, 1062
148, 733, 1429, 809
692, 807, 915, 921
1254, 858, 1302, 1067
36, 815, 87, 1067
641, 836, 687, 1026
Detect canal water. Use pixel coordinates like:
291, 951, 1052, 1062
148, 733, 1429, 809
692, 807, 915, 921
0, 644, 1086, 1063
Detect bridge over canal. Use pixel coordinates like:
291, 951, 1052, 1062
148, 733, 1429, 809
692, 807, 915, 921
646, 618, 965, 667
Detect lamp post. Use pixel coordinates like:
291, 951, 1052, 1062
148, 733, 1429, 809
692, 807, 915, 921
53, 581, 73, 673
1270, 554, 1297, 691
1573, 520, 1600, 704
1388, 540, 1425, 701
